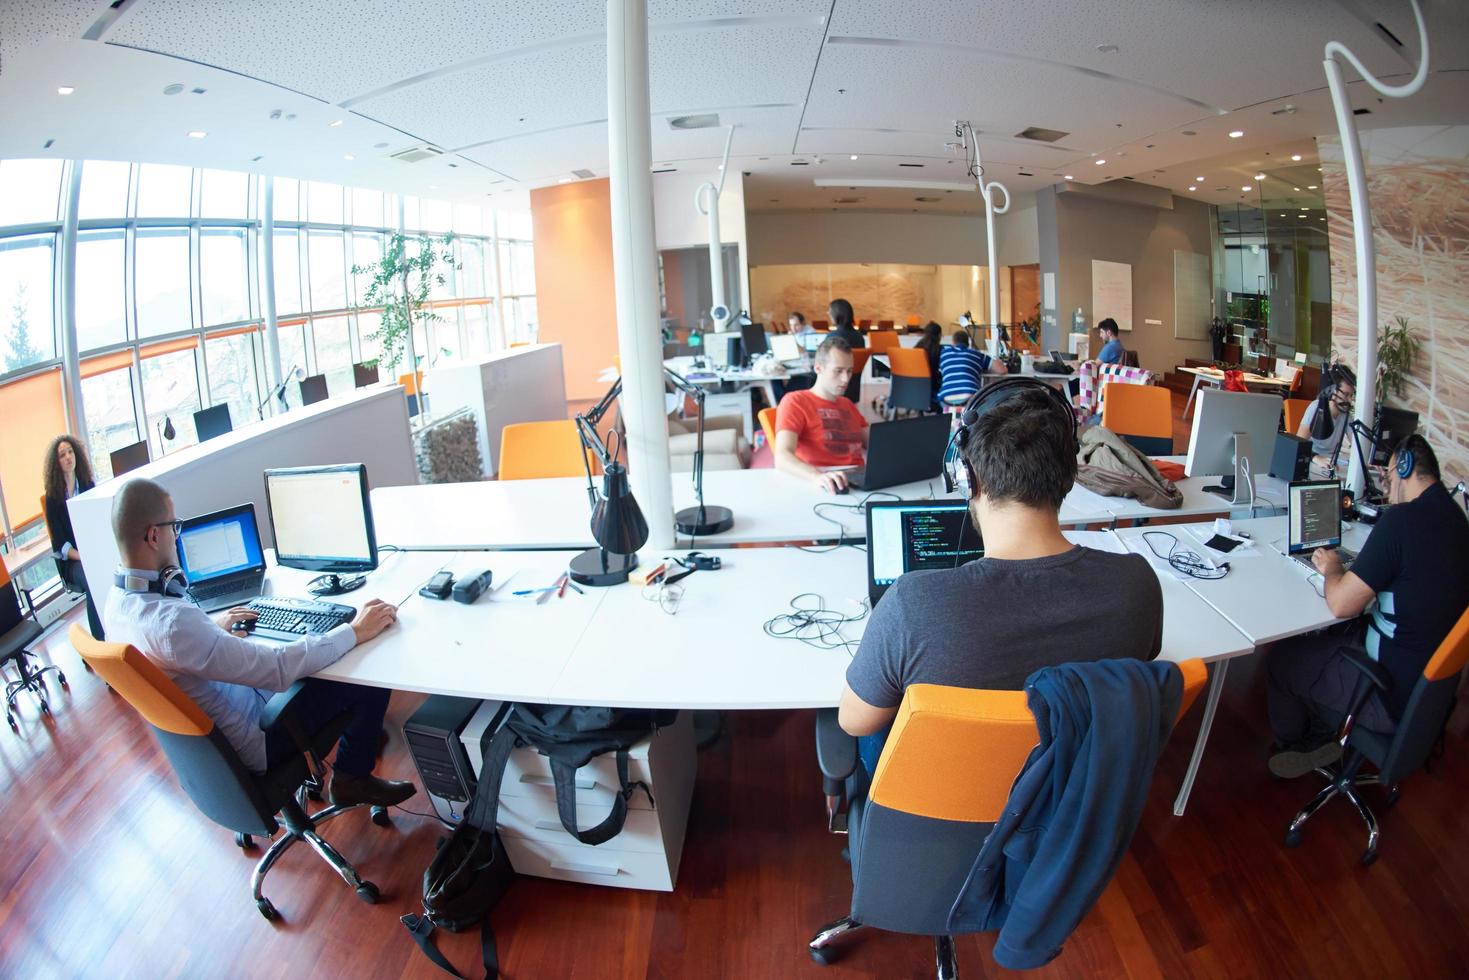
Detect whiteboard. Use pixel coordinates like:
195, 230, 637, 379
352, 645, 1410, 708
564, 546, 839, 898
1091, 260, 1133, 332
1173, 250, 1210, 341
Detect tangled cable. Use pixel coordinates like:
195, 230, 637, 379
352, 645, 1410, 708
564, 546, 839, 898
1140, 530, 1230, 580
799, 490, 904, 553
763, 593, 870, 656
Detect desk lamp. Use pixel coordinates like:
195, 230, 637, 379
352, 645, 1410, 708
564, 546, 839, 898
571, 378, 648, 586
665, 367, 735, 536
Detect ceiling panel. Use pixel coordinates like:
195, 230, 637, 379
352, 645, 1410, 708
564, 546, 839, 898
459, 123, 610, 183
648, 23, 824, 108
0, 0, 105, 80
651, 105, 804, 160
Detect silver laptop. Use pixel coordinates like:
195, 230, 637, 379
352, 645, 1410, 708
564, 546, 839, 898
176, 503, 268, 611
1286, 479, 1356, 571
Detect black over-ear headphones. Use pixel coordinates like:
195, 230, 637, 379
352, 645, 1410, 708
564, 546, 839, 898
115, 564, 190, 598
942, 377, 1079, 498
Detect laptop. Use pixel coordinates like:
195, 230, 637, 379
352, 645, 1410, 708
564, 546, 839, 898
176, 503, 268, 611
1286, 479, 1356, 571
848, 413, 953, 491
770, 334, 801, 363
865, 500, 984, 606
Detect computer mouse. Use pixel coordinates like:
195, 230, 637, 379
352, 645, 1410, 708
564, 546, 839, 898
231, 618, 256, 633
833, 484, 850, 495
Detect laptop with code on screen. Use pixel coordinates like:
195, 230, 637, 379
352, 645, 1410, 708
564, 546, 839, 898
176, 503, 268, 611
865, 500, 984, 606
1286, 479, 1356, 570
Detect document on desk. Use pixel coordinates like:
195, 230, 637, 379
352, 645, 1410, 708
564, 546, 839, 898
1119, 535, 1217, 583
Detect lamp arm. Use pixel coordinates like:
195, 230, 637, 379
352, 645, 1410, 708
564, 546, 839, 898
664, 367, 707, 511
576, 376, 622, 508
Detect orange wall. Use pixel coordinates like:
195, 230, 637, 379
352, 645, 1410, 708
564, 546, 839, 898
530, 180, 619, 400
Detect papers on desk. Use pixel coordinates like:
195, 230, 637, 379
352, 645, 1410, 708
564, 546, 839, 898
1120, 533, 1225, 582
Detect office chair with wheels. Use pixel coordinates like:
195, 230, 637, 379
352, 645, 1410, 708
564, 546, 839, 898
70, 625, 394, 920
1282, 398, 1312, 435
757, 406, 777, 451
1100, 383, 1174, 456
843, 349, 872, 404
885, 348, 933, 418
2, 559, 65, 731
1284, 607, 1469, 866
498, 419, 603, 480
811, 660, 1207, 977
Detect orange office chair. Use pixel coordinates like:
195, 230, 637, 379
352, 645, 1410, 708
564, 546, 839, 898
858, 319, 873, 330
844, 348, 873, 403
866, 330, 901, 354
1100, 383, 1174, 456
905, 315, 923, 332
498, 419, 602, 481
758, 407, 778, 451
877, 319, 895, 330
811, 660, 1207, 976
1285, 607, 1469, 866
397, 371, 425, 418
1282, 398, 1312, 435
886, 347, 933, 418
70, 625, 393, 919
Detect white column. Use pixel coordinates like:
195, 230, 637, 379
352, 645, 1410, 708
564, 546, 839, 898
260, 177, 284, 413
397, 195, 420, 384
608, 0, 674, 550
491, 211, 509, 348
59, 161, 86, 441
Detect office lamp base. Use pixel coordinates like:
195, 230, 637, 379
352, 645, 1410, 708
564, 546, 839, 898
569, 548, 638, 587
675, 504, 734, 537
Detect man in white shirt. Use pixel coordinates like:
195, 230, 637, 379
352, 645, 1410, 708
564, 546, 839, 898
104, 478, 414, 808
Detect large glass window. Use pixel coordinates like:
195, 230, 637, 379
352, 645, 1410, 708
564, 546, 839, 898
200, 228, 249, 325
74, 230, 127, 351
351, 187, 384, 228
275, 324, 308, 407
140, 347, 201, 454
497, 210, 533, 240
0, 159, 64, 227
351, 233, 383, 306
0, 234, 57, 371
421, 199, 452, 234
272, 231, 303, 316
134, 228, 192, 337
311, 315, 354, 393
200, 169, 249, 219
460, 239, 486, 298
501, 240, 536, 295
272, 177, 300, 222
453, 203, 484, 236
307, 231, 347, 311
464, 303, 492, 357
135, 163, 193, 218
204, 331, 260, 433
78, 161, 131, 220
307, 182, 344, 225
80, 365, 139, 481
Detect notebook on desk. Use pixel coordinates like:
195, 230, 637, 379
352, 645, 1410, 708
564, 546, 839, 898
847, 414, 952, 491
1286, 479, 1356, 571
865, 500, 984, 606
176, 503, 268, 611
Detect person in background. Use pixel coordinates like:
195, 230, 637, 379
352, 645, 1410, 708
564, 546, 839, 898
1297, 366, 1356, 465
788, 311, 813, 336
1097, 319, 1125, 364
913, 321, 945, 409
1265, 434, 1469, 778
43, 434, 104, 640
774, 336, 869, 494
827, 298, 866, 350
937, 329, 1007, 404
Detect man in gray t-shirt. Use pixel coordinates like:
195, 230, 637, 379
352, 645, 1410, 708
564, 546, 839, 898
839, 383, 1164, 771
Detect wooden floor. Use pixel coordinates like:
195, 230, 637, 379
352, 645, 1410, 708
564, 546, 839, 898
4, 392, 1467, 978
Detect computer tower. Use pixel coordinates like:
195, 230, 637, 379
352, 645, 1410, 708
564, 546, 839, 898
1270, 431, 1313, 480
402, 695, 484, 825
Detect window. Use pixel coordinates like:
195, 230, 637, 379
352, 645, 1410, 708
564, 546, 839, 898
307, 231, 347, 311
200, 228, 249, 325
80, 365, 138, 481
306, 182, 344, 225
78, 161, 132, 220
275, 323, 307, 407
351, 233, 383, 306
204, 331, 260, 435
464, 303, 492, 357
74, 230, 127, 351
351, 187, 384, 228
507, 297, 538, 345
497, 210, 533, 240
421, 199, 452, 233
453, 203, 484, 236
272, 177, 299, 222
356, 311, 382, 366
135, 163, 193, 217
134, 228, 192, 337
500, 240, 536, 295
0, 159, 64, 227
0, 234, 57, 371
428, 307, 462, 364
311, 315, 354, 393
199, 169, 249, 219
0, 368, 67, 527
460, 239, 486, 298
272, 231, 302, 316
402, 196, 420, 232
140, 347, 201, 453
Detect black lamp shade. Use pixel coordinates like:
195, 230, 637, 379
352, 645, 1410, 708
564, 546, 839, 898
590, 462, 648, 555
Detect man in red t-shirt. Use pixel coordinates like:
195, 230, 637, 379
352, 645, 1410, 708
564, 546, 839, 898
774, 336, 869, 493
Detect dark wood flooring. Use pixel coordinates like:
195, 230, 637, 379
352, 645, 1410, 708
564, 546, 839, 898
3, 392, 1466, 978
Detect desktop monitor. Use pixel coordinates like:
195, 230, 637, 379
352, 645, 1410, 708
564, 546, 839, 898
1185, 389, 1283, 505
1370, 406, 1419, 467
769, 334, 800, 362
193, 403, 233, 442
299, 373, 329, 406
865, 500, 984, 607
109, 440, 150, 476
740, 320, 768, 361
264, 463, 378, 581
352, 362, 379, 388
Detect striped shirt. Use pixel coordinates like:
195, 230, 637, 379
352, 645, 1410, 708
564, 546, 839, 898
937, 345, 992, 402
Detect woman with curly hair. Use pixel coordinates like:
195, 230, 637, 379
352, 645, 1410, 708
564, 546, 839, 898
43, 434, 103, 639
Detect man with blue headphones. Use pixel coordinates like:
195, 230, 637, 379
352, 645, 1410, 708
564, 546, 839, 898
1267, 433, 1469, 778
103, 478, 416, 808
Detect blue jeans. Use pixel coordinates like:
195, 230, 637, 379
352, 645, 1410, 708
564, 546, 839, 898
858, 722, 894, 777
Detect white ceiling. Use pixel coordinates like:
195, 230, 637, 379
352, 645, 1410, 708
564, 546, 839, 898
0, 0, 1465, 214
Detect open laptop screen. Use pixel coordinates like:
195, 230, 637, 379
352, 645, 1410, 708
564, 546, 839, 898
1288, 480, 1342, 554
866, 500, 983, 604
178, 504, 266, 585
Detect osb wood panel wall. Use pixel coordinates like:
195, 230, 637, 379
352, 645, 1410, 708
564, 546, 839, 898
1321, 127, 1469, 486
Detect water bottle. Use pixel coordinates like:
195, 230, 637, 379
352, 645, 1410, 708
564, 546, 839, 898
1073, 308, 1086, 334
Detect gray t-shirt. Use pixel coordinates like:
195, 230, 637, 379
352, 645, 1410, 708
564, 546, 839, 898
846, 546, 1163, 708
1300, 399, 1347, 456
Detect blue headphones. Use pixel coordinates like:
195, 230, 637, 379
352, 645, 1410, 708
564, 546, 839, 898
1397, 447, 1416, 479
942, 377, 1079, 498
115, 564, 190, 598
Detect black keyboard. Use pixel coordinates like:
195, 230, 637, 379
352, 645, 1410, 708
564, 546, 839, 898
244, 596, 355, 641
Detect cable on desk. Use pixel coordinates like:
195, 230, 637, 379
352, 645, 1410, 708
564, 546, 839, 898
801, 491, 902, 553
641, 578, 685, 615
1140, 530, 1230, 580
763, 592, 870, 656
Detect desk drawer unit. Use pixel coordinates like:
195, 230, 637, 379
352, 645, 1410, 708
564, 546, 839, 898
460, 707, 696, 892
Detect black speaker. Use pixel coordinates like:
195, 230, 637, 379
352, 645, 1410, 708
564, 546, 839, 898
1270, 432, 1313, 480
403, 695, 482, 825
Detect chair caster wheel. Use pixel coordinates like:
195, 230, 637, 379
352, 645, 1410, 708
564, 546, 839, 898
1360, 850, 1378, 867
235, 832, 254, 849
370, 806, 391, 827
810, 945, 838, 966
1383, 788, 1400, 810
355, 881, 380, 904
1284, 829, 1302, 849
306, 787, 323, 802
257, 898, 279, 921
38, 699, 49, 715
56, 672, 67, 687
83, 661, 94, 673
6, 713, 16, 731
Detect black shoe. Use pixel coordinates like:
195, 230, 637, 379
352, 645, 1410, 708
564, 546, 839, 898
329, 770, 416, 808
1268, 740, 1343, 780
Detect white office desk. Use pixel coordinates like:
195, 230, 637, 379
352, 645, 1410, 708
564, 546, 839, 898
1097, 456, 1291, 525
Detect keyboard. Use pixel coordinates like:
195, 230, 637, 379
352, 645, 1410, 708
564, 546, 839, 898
244, 596, 355, 642
1292, 548, 1356, 572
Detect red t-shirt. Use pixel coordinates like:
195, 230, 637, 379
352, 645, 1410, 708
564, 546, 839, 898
775, 391, 868, 467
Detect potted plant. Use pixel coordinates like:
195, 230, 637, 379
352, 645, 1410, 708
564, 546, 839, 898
1375, 314, 1419, 408
351, 232, 459, 377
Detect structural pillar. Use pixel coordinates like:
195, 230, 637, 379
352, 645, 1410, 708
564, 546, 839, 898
260, 177, 284, 413
607, 0, 674, 550
58, 161, 86, 441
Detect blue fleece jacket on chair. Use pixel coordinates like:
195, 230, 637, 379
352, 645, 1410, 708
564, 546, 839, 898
947, 658, 1182, 969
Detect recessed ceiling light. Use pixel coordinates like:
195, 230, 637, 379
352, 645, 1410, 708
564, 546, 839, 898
558, 177, 574, 184
1307, 184, 1318, 190
428, 184, 438, 189
717, 164, 724, 170
1094, 159, 1106, 165
343, 154, 354, 160
1280, 213, 1286, 217
1294, 186, 1301, 191
163, 83, 184, 96
1096, 43, 1119, 53
1241, 185, 1251, 192
188, 130, 207, 138
1229, 130, 1244, 138
1188, 185, 1196, 191
57, 86, 75, 95
1195, 176, 1205, 182
850, 154, 858, 160
1317, 166, 1323, 171
330, 119, 344, 127
1320, 217, 1325, 221
1254, 174, 1265, 180
374, 142, 388, 149
1291, 154, 1302, 161
1064, 175, 1074, 180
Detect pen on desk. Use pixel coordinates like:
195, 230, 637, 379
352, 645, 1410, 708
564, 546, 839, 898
555, 573, 569, 598
565, 579, 584, 595
512, 586, 557, 596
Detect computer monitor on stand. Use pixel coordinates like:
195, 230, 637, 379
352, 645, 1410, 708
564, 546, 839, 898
739, 320, 767, 366
1185, 389, 1283, 506
263, 463, 378, 596
1370, 406, 1419, 467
